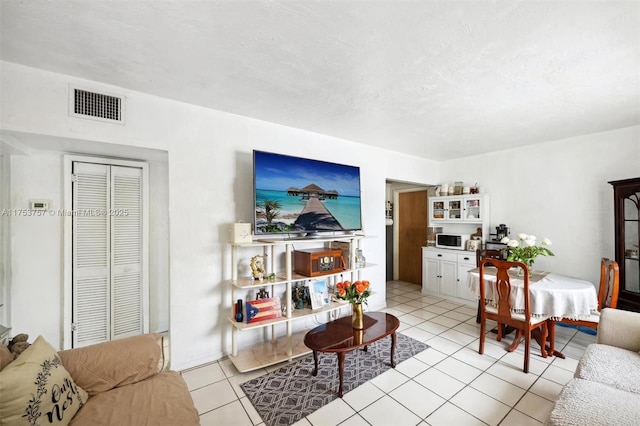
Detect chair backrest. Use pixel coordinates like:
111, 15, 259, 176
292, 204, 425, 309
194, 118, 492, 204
598, 258, 620, 310
479, 258, 531, 321
476, 249, 503, 267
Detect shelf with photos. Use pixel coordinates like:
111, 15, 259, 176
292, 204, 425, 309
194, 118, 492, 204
227, 234, 373, 372
229, 269, 375, 328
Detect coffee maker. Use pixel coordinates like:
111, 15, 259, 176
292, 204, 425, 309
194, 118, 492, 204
485, 223, 510, 251
495, 224, 510, 241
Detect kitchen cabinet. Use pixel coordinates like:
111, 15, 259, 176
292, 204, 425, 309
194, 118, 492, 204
609, 178, 640, 312
422, 248, 475, 303
429, 198, 461, 222
456, 253, 477, 301
422, 254, 440, 294
428, 195, 487, 224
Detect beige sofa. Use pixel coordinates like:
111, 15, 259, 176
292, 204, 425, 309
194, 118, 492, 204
546, 308, 640, 426
0, 333, 200, 425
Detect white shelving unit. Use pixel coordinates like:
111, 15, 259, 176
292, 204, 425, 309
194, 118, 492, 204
228, 235, 372, 372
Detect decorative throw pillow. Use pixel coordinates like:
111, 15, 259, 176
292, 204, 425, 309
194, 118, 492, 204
0, 336, 89, 425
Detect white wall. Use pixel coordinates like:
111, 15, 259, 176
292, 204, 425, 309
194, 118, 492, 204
6, 149, 170, 344
0, 61, 440, 369
10, 153, 64, 341
439, 126, 640, 285
4, 60, 637, 369
0, 153, 7, 327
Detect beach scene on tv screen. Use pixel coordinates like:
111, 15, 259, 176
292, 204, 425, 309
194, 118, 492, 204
254, 152, 362, 234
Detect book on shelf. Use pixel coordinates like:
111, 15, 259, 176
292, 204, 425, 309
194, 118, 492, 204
326, 240, 351, 269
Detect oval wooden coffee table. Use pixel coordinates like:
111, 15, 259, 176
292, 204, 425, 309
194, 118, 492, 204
303, 311, 400, 397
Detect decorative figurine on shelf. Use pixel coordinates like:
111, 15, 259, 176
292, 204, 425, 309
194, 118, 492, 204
256, 288, 269, 299
250, 254, 267, 281
302, 285, 311, 306
293, 284, 305, 310
291, 284, 311, 309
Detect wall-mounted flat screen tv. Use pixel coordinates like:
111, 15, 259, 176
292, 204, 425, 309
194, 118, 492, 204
253, 150, 362, 237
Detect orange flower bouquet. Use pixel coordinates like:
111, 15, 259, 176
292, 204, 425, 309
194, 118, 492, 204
335, 280, 371, 305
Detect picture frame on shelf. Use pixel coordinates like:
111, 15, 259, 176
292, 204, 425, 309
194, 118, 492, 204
309, 278, 330, 310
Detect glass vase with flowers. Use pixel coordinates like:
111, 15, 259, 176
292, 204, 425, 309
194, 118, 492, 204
501, 234, 554, 276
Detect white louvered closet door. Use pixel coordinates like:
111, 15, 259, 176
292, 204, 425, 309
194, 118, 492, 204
72, 162, 147, 348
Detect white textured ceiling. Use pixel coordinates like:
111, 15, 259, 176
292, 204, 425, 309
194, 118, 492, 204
1, 0, 639, 160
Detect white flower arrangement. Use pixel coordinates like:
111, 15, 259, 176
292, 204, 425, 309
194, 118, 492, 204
501, 234, 554, 267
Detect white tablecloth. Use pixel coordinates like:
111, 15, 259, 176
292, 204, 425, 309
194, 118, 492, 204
467, 267, 599, 320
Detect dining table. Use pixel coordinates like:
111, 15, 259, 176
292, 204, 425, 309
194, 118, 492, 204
467, 267, 599, 358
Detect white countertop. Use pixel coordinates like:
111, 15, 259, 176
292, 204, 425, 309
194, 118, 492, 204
422, 246, 478, 254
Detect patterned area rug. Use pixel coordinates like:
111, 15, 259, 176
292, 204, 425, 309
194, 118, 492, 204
241, 333, 429, 426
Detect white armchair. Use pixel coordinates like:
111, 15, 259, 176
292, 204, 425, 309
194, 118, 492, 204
596, 308, 640, 351
546, 308, 640, 426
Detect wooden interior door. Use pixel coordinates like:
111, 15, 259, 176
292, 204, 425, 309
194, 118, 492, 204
398, 190, 428, 285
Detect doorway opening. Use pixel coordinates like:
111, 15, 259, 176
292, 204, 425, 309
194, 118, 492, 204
385, 181, 435, 287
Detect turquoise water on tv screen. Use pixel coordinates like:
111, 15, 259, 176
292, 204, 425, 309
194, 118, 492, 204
255, 189, 362, 230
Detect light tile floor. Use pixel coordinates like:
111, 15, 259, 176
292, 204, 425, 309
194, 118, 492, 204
181, 281, 595, 426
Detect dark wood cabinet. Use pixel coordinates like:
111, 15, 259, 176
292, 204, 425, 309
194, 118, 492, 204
609, 178, 640, 312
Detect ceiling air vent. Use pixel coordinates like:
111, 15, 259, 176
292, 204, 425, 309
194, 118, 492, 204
69, 86, 125, 124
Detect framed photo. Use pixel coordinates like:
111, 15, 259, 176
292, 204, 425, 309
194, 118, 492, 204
309, 279, 330, 310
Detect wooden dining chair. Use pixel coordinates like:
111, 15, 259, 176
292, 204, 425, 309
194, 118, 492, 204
475, 249, 504, 323
478, 258, 549, 373
548, 258, 620, 353
476, 249, 504, 267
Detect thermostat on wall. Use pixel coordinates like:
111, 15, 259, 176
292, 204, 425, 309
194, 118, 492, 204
29, 199, 52, 210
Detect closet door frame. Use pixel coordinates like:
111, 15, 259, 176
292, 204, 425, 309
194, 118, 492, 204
62, 155, 149, 349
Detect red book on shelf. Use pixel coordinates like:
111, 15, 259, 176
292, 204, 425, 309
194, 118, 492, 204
246, 298, 282, 323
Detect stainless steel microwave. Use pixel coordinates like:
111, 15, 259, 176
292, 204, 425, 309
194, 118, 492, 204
435, 233, 470, 250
